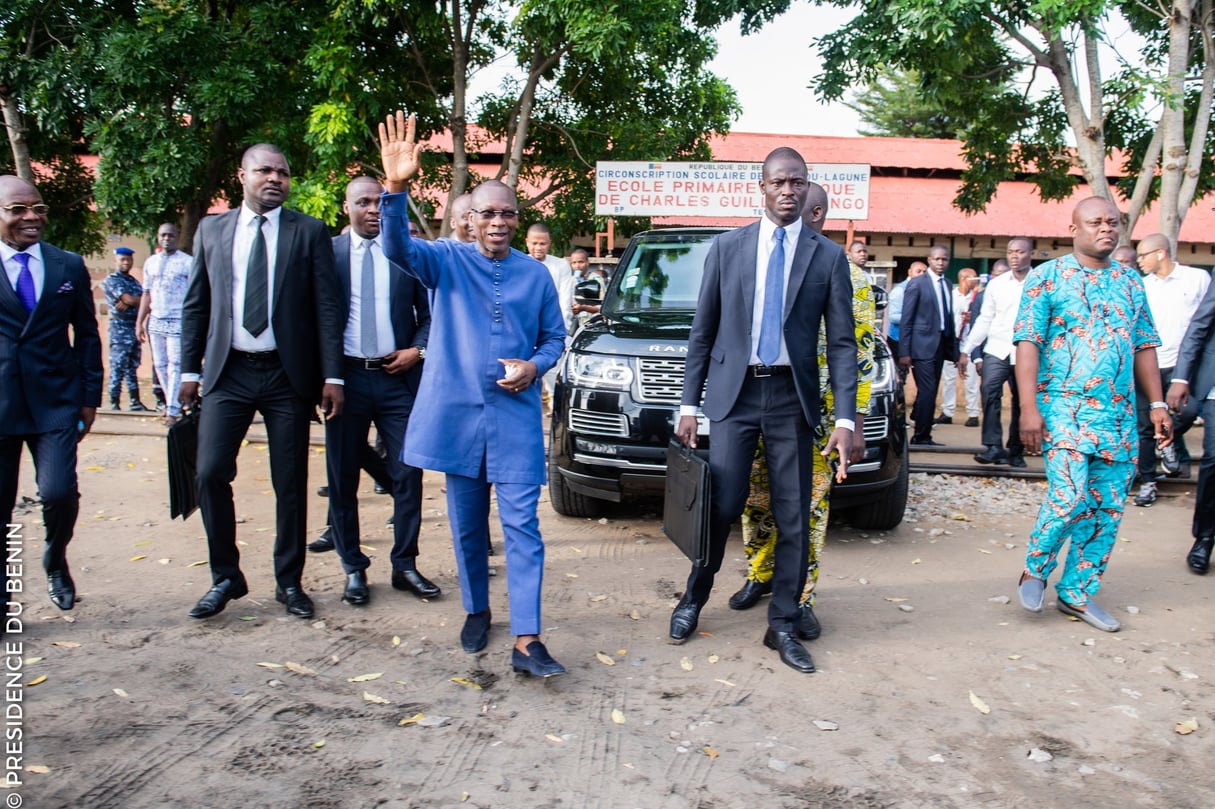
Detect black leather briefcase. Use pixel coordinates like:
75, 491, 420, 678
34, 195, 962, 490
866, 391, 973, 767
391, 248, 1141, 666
663, 440, 711, 567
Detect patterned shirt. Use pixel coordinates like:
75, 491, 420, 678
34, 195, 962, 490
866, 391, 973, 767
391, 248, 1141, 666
1013, 254, 1159, 461
817, 262, 875, 435
103, 271, 142, 325
142, 250, 193, 335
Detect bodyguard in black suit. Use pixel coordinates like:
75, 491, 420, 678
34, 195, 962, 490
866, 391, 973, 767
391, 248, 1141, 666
898, 245, 961, 445
0, 176, 102, 614
1168, 277, 1215, 574
325, 177, 436, 606
179, 144, 345, 620
672, 148, 858, 674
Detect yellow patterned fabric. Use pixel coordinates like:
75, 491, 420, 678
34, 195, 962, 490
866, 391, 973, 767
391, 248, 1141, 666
740, 263, 875, 605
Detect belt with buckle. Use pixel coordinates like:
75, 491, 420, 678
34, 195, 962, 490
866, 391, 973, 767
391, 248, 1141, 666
749, 364, 791, 377
345, 355, 387, 370
232, 349, 279, 363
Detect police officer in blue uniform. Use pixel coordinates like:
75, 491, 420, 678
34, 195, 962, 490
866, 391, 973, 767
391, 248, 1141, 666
102, 246, 150, 411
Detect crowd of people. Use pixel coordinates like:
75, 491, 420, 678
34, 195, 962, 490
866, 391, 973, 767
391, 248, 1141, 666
2, 115, 1212, 674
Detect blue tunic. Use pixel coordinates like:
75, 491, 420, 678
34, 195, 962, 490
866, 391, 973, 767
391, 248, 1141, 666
381, 192, 566, 484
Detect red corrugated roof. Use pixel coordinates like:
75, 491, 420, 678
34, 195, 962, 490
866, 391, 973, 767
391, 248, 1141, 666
656, 173, 1215, 242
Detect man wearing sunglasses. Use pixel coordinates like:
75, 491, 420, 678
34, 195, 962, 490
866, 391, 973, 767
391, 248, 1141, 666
378, 111, 568, 678
0, 176, 102, 615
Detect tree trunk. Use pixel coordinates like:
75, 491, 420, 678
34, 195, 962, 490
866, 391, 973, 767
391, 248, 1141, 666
1156, 0, 1195, 247
179, 119, 230, 252
1176, 0, 1215, 232
0, 92, 34, 182
443, 0, 472, 237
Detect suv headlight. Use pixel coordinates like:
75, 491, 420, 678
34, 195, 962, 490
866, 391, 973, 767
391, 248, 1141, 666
568, 353, 634, 389
871, 354, 896, 393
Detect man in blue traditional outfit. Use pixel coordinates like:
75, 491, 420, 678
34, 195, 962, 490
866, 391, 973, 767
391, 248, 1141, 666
378, 111, 568, 677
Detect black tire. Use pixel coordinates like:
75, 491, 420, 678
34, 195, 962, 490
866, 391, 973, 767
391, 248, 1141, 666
848, 443, 908, 530
548, 465, 600, 518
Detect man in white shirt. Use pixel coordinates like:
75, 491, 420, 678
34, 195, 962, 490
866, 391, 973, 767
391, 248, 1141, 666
961, 237, 1034, 467
938, 267, 981, 426
527, 223, 575, 411
1132, 233, 1210, 506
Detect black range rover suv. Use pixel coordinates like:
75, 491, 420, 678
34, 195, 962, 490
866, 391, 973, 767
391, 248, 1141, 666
548, 228, 908, 529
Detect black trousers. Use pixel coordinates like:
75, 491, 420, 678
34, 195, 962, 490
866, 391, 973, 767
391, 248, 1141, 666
325, 361, 423, 574
910, 337, 947, 441
1136, 364, 1194, 482
684, 372, 813, 633
1193, 399, 1215, 538
196, 352, 312, 589
979, 353, 1023, 456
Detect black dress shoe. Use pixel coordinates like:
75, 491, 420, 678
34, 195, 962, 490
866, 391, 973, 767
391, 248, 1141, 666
189, 578, 248, 619
910, 438, 945, 447
374, 483, 389, 495
728, 578, 772, 610
974, 446, 1009, 465
1187, 536, 1214, 574
461, 608, 492, 653
964, 416, 980, 427
275, 586, 315, 618
1007, 454, 1028, 469
763, 628, 816, 673
669, 601, 702, 644
392, 568, 441, 599
512, 640, 566, 677
316, 485, 329, 498
47, 569, 76, 611
933, 414, 952, 425
308, 527, 335, 553
796, 603, 822, 641
343, 571, 370, 605
129, 400, 152, 412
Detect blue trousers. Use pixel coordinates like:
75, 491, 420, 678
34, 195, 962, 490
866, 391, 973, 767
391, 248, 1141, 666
445, 468, 545, 636
1026, 448, 1134, 607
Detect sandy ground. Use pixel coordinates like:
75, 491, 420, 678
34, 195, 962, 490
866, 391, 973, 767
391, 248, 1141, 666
5, 413, 1215, 809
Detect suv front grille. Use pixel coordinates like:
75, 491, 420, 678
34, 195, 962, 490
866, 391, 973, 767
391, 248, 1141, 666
569, 409, 630, 438
636, 358, 685, 403
863, 415, 888, 442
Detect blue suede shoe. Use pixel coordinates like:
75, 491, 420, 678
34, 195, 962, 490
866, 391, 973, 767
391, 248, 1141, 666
1057, 599, 1121, 632
460, 609, 491, 653
1018, 573, 1045, 613
512, 641, 566, 678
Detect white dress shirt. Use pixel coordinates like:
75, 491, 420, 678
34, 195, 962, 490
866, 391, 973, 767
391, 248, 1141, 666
1143, 263, 1210, 368
230, 203, 281, 352
542, 254, 576, 335
750, 215, 802, 366
930, 270, 951, 331
344, 234, 396, 358
1, 241, 45, 302
961, 271, 1028, 362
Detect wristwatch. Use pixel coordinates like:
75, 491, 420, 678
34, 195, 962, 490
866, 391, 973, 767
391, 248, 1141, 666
415, 346, 426, 360
1149, 401, 1168, 410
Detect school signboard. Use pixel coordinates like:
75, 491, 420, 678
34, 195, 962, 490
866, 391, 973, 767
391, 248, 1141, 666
594, 161, 871, 220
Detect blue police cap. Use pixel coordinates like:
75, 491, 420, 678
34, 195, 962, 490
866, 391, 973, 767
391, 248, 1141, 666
114, 247, 135, 256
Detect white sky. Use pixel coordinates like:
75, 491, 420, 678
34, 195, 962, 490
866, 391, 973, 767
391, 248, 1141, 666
709, 5, 863, 137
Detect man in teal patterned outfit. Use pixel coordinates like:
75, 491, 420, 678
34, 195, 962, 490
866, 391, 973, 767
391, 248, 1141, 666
1013, 197, 1172, 633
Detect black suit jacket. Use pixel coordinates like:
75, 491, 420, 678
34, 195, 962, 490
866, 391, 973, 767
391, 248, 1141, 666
332, 232, 430, 389
0, 243, 102, 434
898, 271, 959, 362
1172, 280, 1215, 412
680, 221, 858, 427
181, 207, 344, 400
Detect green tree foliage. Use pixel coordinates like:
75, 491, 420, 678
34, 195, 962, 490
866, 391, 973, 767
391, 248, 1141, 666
1, 0, 112, 254
847, 68, 965, 139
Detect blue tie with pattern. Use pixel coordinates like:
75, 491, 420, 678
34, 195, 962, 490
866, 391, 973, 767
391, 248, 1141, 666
757, 226, 786, 366
13, 252, 36, 313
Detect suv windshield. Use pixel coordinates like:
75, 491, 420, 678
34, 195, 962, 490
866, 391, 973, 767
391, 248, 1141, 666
608, 233, 720, 312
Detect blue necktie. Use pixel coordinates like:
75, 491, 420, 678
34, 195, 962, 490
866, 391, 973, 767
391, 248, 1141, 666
13, 252, 36, 313
757, 226, 786, 366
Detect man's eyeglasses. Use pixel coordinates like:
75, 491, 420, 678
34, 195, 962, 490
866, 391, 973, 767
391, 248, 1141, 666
1, 204, 50, 216
471, 209, 519, 221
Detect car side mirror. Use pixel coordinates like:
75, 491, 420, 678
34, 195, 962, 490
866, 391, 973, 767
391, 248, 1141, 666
575, 278, 603, 305
871, 285, 888, 311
